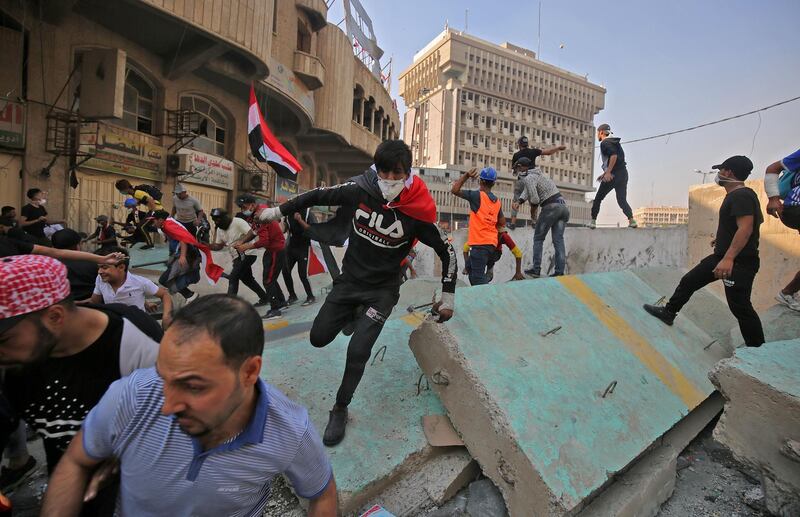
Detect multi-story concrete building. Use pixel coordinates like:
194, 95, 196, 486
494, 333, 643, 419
633, 206, 689, 227
0, 0, 398, 234
399, 29, 605, 226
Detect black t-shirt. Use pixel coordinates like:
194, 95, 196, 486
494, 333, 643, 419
512, 148, 543, 167
61, 259, 99, 301
287, 211, 317, 251
714, 187, 762, 258
21, 203, 47, 238
0, 234, 35, 257
600, 138, 627, 173
4, 304, 161, 471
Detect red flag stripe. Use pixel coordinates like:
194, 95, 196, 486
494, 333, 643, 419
162, 218, 223, 283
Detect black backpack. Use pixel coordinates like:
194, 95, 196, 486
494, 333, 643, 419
135, 184, 164, 202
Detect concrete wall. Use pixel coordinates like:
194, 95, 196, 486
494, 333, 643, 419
413, 227, 689, 282
688, 181, 800, 312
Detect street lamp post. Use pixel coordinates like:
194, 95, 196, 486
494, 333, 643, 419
693, 169, 712, 184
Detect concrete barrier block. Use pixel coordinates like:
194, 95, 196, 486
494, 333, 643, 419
710, 339, 800, 517
410, 269, 733, 516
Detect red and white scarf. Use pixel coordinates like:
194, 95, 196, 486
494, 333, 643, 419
161, 217, 223, 283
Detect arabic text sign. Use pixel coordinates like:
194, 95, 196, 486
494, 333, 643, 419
0, 98, 25, 149
79, 124, 165, 182
178, 149, 235, 190
274, 177, 299, 203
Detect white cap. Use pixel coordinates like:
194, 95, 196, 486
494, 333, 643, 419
174, 183, 187, 194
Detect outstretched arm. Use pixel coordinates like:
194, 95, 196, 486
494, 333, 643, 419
258, 182, 362, 221
451, 168, 477, 197
540, 145, 566, 156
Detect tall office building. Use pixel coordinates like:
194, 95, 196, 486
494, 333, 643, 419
633, 206, 688, 227
399, 29, 605, 225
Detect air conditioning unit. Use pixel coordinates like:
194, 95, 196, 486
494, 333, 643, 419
239, 171, 264, 192
167, 154, 190, 175
79, 48, 126, 119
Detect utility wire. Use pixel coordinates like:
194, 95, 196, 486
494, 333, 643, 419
616, 95, 800, 146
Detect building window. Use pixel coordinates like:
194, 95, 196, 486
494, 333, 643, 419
180, 95, 227, 156
297, 19, 312, 53
122, 67, 154, 135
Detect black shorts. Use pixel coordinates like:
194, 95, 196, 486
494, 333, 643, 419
781, 205, 800, 230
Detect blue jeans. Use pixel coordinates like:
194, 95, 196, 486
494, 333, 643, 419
468, 245, 494, 285
532, 202, 570, 276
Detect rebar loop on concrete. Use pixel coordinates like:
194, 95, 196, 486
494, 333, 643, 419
601, 380, 618, 398
539, 325, 562, 337
431, 370, 450, 386
371, 345, 388, 365
416, 373, 430, 396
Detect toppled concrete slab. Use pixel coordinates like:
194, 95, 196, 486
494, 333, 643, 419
410, 269, 734, 516
710, 339, 800, 517
262, 280, 473, 516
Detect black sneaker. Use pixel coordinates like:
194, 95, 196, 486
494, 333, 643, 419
253, 299, 269, 308
323, 406, 348, 446
301, 296, 316, 306
286, 295, 298, 305
643, 304, 676, 326
0, 456, 37, 493
524, 268, 540, 278
264, 308, 282, 320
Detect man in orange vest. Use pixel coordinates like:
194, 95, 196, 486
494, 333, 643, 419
452, 167, 506, 285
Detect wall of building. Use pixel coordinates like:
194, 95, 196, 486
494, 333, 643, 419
688, 181, 800, 312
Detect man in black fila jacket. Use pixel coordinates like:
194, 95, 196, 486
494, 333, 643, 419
257, 140, 457, 446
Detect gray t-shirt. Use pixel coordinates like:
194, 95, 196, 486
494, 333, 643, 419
173, 195, 202, 223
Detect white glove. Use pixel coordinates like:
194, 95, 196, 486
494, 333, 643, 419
257, 207, 282, 222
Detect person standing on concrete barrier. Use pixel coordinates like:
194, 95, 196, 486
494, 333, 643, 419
510, 137, 567, 228
452, 167, 505, 286
513, 158, 570, 277
590, 124, 638, 229
763, 148, 800, 311
255, 140, 456, 446
463, 228, 524, 282
644, 156, 765, 347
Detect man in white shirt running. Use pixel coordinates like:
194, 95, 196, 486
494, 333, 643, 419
84, 247, 173, 328
209, 208, 270, 306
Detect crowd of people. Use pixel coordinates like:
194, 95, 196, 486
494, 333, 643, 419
0, 135, 798, 515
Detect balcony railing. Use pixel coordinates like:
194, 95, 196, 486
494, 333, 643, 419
293, 50, 326, 90
295, 0, 328, 31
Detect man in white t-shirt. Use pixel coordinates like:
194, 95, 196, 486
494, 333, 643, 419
84, 247, 173, 328
209, 208, 269, 306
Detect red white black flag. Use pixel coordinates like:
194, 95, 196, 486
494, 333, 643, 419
248, 85, 302, 180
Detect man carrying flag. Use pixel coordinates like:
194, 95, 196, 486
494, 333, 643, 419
150, 210, 223, 302
248, 85, 302, 180
256, 140, 457, 447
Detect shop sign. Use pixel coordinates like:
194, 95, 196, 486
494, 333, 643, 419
79, 124, 165, 182
274, 176, 299, 203
178, 149, 235, 190
0, 97, 25, 149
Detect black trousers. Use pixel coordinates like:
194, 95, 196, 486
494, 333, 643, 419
228, 255, 268, 300
591, 168, 633, 219
262, 248, 287, 310
309, 277, 400, 407
283, 246, 313, 298
666, 254, 765, 346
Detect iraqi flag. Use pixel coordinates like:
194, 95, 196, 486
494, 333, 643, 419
248, 85, 302, 180
385, 170, 438, 223
308, 239, 345, 279
162, 217, 224, 283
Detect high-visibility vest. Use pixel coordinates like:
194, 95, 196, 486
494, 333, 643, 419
467, 191, 500, 247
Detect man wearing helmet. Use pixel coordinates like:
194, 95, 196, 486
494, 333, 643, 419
451, 167, 506, 285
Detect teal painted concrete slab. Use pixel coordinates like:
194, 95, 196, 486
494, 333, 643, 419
443, 270, 729, 509
727, 339, 800, 397
261, 296, 444, 509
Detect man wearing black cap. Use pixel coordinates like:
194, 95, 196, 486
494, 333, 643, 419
590, 124, 637, 229
83, 214, 118, 253
644, 156, 764, 347
510, 137, 567, 228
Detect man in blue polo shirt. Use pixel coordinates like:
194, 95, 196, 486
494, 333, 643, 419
41, 294, 337, 516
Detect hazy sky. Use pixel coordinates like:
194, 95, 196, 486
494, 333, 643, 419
329, 0, 800, 224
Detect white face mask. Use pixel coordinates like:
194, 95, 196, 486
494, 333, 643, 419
33, 199, 46, 206
714, 173, 740, 186
378, 178, 405, 202
241, 209, 253, 217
